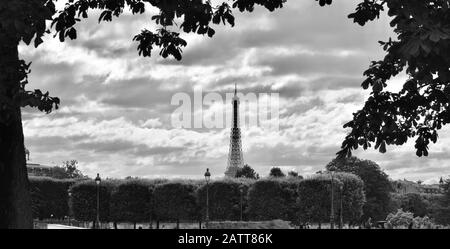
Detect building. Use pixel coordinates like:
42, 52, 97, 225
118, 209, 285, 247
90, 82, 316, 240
25, 148, 56, 177
393, 179, 444, 195
225, 84, 244, 177
27, 163, 55, 177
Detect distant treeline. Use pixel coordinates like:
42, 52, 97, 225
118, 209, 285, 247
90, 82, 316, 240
30, 173, 367, 227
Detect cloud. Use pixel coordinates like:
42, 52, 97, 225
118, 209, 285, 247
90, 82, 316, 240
18, 0, 449, 183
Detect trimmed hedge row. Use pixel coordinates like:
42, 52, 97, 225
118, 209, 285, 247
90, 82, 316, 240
297, 173, 365, 225
247, 178, 300, 222
197, 178, 254, 221
65, 174, 365, 225
70, 180, 115, 222
29, 177, 77, 220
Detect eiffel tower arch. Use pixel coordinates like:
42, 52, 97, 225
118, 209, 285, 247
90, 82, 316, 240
225, 84, 244, 177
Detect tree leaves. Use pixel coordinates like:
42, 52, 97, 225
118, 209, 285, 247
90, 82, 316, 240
48, 0, 287, 62
348, 0, 384, 26
133, 28, 187, 61
316, 0, 332, 7
99, 10, 113, 22
338, 1, 450, 158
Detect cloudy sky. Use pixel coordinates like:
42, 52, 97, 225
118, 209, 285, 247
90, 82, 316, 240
20, 0, 450, 183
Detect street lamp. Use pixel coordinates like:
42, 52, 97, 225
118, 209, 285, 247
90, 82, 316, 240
95, 173, 101, 229
330, 170, 335, 229
204, 168, 211, 228
68, 189, 72, 226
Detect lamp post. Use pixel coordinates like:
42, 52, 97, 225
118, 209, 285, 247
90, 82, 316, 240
95, 173, 101, 229
68, 189, 72, 226
239, 185, 243, 221
204, 168, 211, 228
330, 171, 335, 229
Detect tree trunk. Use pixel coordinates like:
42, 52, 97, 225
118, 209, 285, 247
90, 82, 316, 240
133, 222, 136, 229
0, 28, 33, 229
156, 220, 159, 229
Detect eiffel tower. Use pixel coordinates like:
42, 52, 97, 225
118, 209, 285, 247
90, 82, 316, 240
225, 83, 244, 177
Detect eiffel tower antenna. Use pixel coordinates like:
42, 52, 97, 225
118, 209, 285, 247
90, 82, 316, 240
225, 83, 244, 177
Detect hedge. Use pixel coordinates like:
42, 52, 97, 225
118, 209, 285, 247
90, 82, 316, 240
247, 178, 301, 222
110, 180, 152, 224
29, 176, 77, 219
59, 174, 367, 226
153, 181, 199, 222
69, 180, 115, 222
297, 173, 365, 225
297, 174, 337, 224
197, 178, 253, 221
335, 173, 366, 224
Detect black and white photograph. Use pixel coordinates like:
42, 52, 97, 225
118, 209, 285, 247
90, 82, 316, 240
1, 0, 450, 245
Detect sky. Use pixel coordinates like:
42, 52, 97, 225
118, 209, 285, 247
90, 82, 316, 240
19, 0, 450, 183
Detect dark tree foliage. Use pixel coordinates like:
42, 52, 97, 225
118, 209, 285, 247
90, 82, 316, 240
297, 175, 333, 225
110, 180, 152, 226
235, 164, 258, 179
247, 179, 299, 221
153, 182, 199, 223
269, 167, 285, 177
29, 177, 77, 220
398, 193, 429, 217
70, 180, 112, 223
197, 179, 252, 221
338, 0, 450, 158
326, 156, 393, 221
296, 173, 366, 226
334, 173, 366, 224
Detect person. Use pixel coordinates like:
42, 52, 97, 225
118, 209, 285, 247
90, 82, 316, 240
408, 222, 414, 229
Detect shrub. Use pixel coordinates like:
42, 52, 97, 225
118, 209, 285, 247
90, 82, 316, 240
29, 176, 77, 219
197, 178, 253, 221
386, 209, 414, 228
247, 179, 299, 221
110, 180, 152, 224
70, 180, 115, 222
297, 173, 365, 225
153, 182, 199, 222
335, 173, 366, 224
297, 174, 339, 225
326, 157, 392, 221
